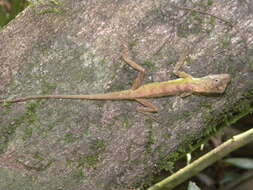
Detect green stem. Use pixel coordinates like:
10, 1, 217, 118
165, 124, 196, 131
148, 127, 253, 190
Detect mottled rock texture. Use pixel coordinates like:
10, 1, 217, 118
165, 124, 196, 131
0, 0, 253, 189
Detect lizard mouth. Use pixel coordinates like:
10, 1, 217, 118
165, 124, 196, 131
217, 74, 231, 92
195, 74, 231, 94
210, 74, 231, 93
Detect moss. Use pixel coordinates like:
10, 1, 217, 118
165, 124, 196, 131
0, 81, 58, 153
0, 168, 41, 189
1, 102, 13, 115
250, 62, 253, 72
29, 0, 65, 15
248, 49, 253, 71
76, 139, 106, 169
177, 10, 205, 37
207, 0, 214, 6
150, 147, 186, 179
22, 126, 33, 141
171, 105, 200, 122
200, 102, 213, 110
0, 101, 41, 153
71, 169, 86, 183
162, 133, 172, 140
141, 138, 202, 189
29, 0, 61, 6
176, 2, 236, 38
141, 85, 253, 189
92, 139, 107, 152
155, 148, 173, 172
38, 7, 64, 15
128, 40, 138, 49
64, 132, 77, 144
177, 23, 194, 38
185, 56, 193, 65
123, 119, 130, 129
146, 130, 155, 154
41, 82, 57, 94
48, 0, 61, 6
191, 11, 202, 23
208, 16, 216, 26
47, 123, 56, 130
143, 60, 158, 72
0, 123, 17, 153
179, 93, 253, 172
82, 128, 91, 137
142, 129, 155, 172
25, 102, 39, 123
19, 102, 40, 141
78, 154, 99, 168
32, 151, 45, 161
220, 33, 232, 49
210, 91, 252, 129
156, 87, 253, 174
196, 88, 253, 152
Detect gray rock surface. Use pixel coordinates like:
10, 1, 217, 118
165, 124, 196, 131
0, 0, 253, 189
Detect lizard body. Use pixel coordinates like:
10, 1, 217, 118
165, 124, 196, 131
0, 45, 231, 112
0, 75, 230, 102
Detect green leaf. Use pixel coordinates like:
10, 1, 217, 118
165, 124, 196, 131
224, 158, 253, 169
188, 181, 201, 190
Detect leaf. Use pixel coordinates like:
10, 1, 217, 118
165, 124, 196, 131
224, 158, 253, 169
188, 181, 201, 190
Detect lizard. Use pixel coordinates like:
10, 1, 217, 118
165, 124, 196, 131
0, 45, 231, 113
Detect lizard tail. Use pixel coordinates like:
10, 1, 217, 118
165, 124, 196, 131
0, 95, 86, 103
0, 91, 134, 104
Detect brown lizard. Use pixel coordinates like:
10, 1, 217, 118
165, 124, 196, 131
0, 45, 231, 112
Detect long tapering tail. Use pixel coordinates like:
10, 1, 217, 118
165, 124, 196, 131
0, 90, 135, 104
1, 95, 93, 103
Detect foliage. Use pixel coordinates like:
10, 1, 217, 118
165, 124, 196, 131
224, 157, 253, 170
188, 181, 201, 190
0, 0, 29, 27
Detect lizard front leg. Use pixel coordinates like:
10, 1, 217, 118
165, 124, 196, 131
121, 45, 158, 113
173, 48, 193, 79
121, 45, 145, 90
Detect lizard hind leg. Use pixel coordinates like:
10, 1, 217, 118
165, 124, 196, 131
135, 98, 158, 113
135, 98, 161, 123
121, 45, 145, 90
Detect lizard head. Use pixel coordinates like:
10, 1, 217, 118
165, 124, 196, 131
193, 74, 231, 94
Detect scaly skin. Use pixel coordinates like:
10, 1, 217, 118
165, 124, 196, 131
0, 46, 231, 112
0, 74, 230, 103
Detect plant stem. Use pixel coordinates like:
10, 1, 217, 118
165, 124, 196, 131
148, 127, 253, 190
